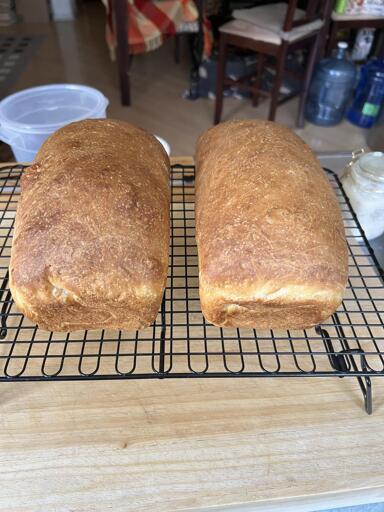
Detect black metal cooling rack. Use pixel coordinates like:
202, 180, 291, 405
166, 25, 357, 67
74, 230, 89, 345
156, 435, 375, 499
0, 163, 383, 415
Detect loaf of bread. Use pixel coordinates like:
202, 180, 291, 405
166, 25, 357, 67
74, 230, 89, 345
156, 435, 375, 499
10, 119, 170, 332
195, 120, 348, 329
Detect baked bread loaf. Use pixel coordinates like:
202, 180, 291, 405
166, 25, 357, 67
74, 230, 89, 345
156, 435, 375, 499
195, 120, 348, 329
10, 119, 170, 332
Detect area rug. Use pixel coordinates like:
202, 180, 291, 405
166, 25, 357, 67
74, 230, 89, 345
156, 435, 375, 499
0, 35, 43, 99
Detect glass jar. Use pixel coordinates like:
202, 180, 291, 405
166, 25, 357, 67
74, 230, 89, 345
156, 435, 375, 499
341, 150, 384, 240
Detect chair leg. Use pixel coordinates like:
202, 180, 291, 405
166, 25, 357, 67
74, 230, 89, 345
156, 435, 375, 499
214, 35, 228, 125
174, 34, 181, 64
269, 43, 287, 122
376, 27, 384, 58
318, 0, 333, 59
114, 0, 131, 106
296, 36, 319, 129
252, 53, 265, 107
327, 21, 338, 56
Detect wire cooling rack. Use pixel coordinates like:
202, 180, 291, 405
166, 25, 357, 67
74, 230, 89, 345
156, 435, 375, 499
0, 163, 383, 414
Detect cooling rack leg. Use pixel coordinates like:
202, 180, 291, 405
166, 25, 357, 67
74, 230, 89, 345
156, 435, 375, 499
0, 271, 11, 339
0, 320, 7, 339
356, 376, 372, 415
0, 291, 11, 339
317, 326, 373, 415
346, 349, 372, 415
158, 295, 167, 377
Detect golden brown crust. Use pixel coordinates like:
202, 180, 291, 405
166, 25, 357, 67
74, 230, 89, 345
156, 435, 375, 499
195, 120, 348, 329
10, 119, 170, 331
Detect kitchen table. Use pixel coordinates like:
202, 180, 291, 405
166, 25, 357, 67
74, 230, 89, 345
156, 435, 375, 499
0, 156, 383, 512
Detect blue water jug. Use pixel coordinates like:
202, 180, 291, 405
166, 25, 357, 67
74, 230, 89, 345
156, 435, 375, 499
305, 42, 357, 126
347, 59, 384, 128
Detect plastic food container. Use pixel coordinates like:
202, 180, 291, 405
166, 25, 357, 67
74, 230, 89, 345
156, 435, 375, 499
0, 84, 109, 162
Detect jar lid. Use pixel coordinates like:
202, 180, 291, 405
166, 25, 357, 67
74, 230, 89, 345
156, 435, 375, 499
359, 152, 384, 182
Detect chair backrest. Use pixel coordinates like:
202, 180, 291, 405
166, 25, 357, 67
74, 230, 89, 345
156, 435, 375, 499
282, 0, 333, 32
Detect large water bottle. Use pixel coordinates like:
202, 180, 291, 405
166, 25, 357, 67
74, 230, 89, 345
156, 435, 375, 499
305, 42, 357, 126
347, 59, 384, 128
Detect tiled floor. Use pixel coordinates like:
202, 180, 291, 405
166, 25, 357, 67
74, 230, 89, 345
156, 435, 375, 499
0, 0, 370, 157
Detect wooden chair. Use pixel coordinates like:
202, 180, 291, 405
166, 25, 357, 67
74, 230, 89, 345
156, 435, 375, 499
112, 0, 205, 106
214, 0, 332, 128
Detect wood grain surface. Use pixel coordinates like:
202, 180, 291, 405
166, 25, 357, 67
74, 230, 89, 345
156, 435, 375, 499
1, 377, 384, 512
0, 158, 383, 512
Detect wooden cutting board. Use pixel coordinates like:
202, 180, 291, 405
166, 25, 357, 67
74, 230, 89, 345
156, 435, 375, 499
0, 158, 383, 512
